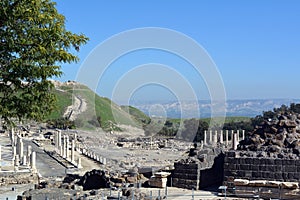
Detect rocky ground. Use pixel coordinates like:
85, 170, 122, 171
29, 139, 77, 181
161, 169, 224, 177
76, 126, 193, 174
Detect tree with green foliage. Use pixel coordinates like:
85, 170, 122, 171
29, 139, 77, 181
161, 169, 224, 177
0, 0, 88, 126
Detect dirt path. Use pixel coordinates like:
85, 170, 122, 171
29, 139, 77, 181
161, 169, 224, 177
63, 95, 87, 121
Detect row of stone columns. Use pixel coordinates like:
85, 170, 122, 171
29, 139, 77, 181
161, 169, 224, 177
81, 148, 107, 165
55, 130, 81, 168
7, 129, 36, 172
203, 130, 245, 150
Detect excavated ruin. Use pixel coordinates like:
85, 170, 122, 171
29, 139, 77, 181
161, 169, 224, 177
238, 113, 300, 159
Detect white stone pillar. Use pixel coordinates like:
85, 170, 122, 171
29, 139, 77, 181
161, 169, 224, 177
209, 130, 212, 144
58, 130, 62, 147
77, 157, 82, 168
204, 130, 207, 145
66, 135, 69, 160
22, 155, 27, 166
27, 145, 32, 167
19, 139, 24, 159
11, 128, 15, 145
27, 145, 32, 157
213, 130, 218, 146
220, 130, 224, 144
71, 139, 75, 163
31, 151, 36, 172
15, 154, 20, 166
102, 157, 107, 165
57, 130, 62, 155
232, 133, 238, 150
63, 135, 66, 158
237, 130, 240, 142
225, 130, 229, 146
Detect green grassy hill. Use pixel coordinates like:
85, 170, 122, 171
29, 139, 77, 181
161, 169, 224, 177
46, 82, 147, 131
46, 81, 251, 133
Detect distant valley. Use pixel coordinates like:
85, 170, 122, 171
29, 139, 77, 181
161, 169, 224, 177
132, 99, 300, 118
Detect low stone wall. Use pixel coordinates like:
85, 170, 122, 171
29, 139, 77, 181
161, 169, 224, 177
224, 151, 300, 188
172, 163, 200, 190
0, 172, 38, 186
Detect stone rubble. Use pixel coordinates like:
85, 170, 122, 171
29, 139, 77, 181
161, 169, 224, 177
238, 113, 300, 158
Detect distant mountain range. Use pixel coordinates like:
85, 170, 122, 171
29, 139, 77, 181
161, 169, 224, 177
131, 99, 300, 119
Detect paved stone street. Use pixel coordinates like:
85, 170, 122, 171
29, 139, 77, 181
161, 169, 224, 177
23, 140, 66, 178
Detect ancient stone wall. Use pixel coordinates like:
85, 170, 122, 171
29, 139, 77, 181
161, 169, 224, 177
172, 147, 224, 190
172, 162, 200, 190
224, 151, 300, 188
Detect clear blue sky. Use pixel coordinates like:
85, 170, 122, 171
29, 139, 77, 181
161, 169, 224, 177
55, 0, 300, 102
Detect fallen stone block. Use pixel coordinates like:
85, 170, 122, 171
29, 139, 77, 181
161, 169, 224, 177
248, 180, 267, 187
281, 182, 299, 189
234, 179, 249, 186
148, 177, 167, 188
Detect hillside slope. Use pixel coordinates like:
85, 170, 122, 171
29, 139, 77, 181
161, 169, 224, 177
46, 81, 147, 131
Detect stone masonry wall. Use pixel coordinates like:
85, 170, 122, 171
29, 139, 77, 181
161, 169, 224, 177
172, 163, 200, 190
224, 151, 300, 188
172, 147, 224, 190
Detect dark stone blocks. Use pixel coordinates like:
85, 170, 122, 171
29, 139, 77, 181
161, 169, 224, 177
224, 154, 300, 185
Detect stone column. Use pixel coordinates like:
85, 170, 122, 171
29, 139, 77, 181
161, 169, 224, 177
15, 154, 20, 166
63, 135, 66, 158
209, 130, 213, 144
22, 155, 27, 166
102, 157, 107, 165
57, 130, 62, 152
220, 130, 224, 144
66, 135, 69, 160
30, 151, 36, 172
18, 138, 24, 160
71, 139, 75, 163
237, 130, 240, 142
10, 128, 15, 145
27, 145, 32, 167
14, 154, 20, 171
242, 130, 245, 140
232, 132, 238, 150
204, 130, 207, 145
213, 130, 218, 146
225, 130, 229, 146
77, 157, 82, 168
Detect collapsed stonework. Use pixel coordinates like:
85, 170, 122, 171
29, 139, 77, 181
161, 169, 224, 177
239, 113, 300, 158
78, 169, 110, 190
223, 113, 300, 198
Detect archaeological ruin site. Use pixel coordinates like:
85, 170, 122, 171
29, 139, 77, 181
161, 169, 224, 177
1, 111, 300, 199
